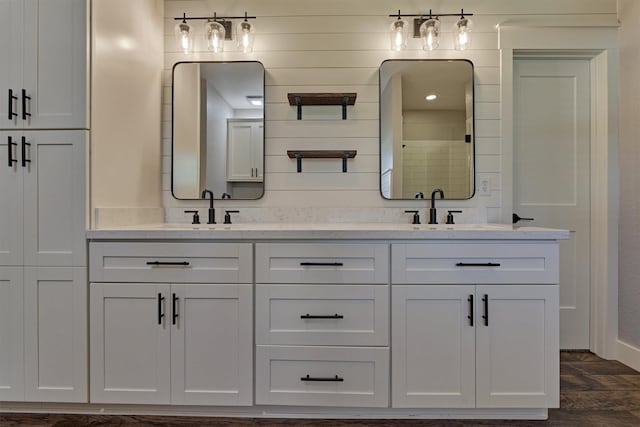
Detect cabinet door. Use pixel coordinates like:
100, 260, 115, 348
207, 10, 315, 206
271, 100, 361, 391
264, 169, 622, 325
392, 285, 476, 408
171, 284, 253, 405
475, 285, 559, 408
0, 132, 23, 265
90, 283, 171, 404
23, 131, 86, 267
227, 120, 262, 181
24, 267, 86, 402
0, 268, 24, 401
0, 0, 23, 129
22, 0, 86, 129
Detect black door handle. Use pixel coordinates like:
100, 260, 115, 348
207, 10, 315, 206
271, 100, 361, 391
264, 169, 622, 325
8, 89, 18, 120
157, 293, 165, 325
146, 261, 190, 266
300, 314, 344, 319
300, 262, 344, 267
467, 295, 474, 327
172, 293, 179, 325
513, 213, 534, 224
456, 262, 501, 267
482, 294, 489, 326
7, 136, 17, 167
21, 89, 31, 121
300, 374, 344, 382
21, 136, 31, 167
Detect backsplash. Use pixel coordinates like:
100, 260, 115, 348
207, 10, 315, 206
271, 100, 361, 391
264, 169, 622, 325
160, 0, 616, 225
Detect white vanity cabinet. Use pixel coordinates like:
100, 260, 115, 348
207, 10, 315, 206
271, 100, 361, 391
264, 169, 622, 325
391, 242, 560, 409
227, 119, 263, 182
254, 243, 390, 407
89, 242, 253, 406
0, 0, 87, 129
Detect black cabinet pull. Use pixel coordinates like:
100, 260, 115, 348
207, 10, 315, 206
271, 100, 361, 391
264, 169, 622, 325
172, 293, 179, 325
21, 89, 31, 121
300, 374, 344, 382
7, 136, 17, 167
157, 293, 165, 325
300, 314, 344, 319
455, 262, 501, 267
300, 262, 344, 267
21, 136, 30, 167
467, 295, 474, 327
8, 89, 17, 120
146, 261, 190, 266
482, 294, 489, 326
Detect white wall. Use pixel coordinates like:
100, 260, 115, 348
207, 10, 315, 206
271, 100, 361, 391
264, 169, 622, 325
618, 0, 640, 349
92, 0, 164, 223
162, 0, 617, 224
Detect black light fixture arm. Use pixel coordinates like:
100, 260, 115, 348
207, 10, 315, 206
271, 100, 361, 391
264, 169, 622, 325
388, 8, 473, 18
174, 11, 256, 22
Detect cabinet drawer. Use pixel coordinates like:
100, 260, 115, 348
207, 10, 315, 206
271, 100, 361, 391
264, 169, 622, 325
256, 285, 388, 346
89, 242, 252, 283
392, 242, 559, 284
255, 243, 388, 284
255, 345, 389, 407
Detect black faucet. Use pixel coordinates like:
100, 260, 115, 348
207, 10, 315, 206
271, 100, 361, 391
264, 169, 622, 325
429, 188, 445, 224
201, 189, 215, 224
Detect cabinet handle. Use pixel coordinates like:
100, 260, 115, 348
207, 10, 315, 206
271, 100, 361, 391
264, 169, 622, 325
7, 136, 17, 167
255, 167, 258, 176
300, 313, 344, 319
300, 374, 344, 382
482, 294, 489, 326
21, 136, 31, 167
172, 293, 179, 325
7, 89, 17, 120
146, 261, 190, 266
21, 89, 31, 121
300, 262, 344, 267
455, 262, 501, 267
467, 295, 474, 327
157, 293, 165, 325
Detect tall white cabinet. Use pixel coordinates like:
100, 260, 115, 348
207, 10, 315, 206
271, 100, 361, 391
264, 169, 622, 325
227, 119, 264, 181
0, 0, 88, 403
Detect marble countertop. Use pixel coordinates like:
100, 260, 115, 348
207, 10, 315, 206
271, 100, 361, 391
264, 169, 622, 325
86, 223, 570, 240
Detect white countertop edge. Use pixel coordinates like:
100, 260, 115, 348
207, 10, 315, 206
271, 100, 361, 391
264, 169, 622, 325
86, 223, 570, 240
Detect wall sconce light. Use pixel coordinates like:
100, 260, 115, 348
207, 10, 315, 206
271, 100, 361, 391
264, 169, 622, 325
174, 11, 257, 53
388, 9, 473, 51
390, 10, 409, 51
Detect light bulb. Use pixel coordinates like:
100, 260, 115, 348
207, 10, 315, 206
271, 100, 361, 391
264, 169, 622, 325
174, 20, 192, 53
390, 19, 408, 51
237, 20, 255, 53
205, 21, 226, 53
420, 18, 440, 51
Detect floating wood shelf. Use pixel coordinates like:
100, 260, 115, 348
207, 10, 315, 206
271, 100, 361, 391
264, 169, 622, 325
287, 150, 357, 173
287, 93, 357, 120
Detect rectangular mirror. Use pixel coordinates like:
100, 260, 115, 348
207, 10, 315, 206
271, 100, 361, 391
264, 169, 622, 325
379, 59, 475, 199
172, 61, 264, 200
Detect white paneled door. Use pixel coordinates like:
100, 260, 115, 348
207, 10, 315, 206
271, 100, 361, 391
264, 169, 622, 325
514, 58, 591, 349
0, 268, 24, 401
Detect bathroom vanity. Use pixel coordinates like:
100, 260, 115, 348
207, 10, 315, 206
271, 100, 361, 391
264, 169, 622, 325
84, 223, 567, 420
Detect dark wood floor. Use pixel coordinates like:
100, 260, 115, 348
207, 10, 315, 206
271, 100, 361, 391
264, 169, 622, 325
2, 352, 640, 427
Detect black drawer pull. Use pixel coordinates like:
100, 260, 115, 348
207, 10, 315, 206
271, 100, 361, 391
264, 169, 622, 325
300, 262, 344, 267
455, 262, 501, 267
300, 314, 344, 319
7, 136, 17, 167
146, 261, 190, 266
21, 89, 31, 120
482, 294, 489, 326
157, 293, 165, 325
172, 293, 179, 325
21, 136, 31, 167
8, 89, 17, 120
467, 295, 474, 327
300, 374, 344, 382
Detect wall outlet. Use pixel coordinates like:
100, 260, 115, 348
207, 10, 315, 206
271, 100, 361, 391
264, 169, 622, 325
478, 174, 492, 196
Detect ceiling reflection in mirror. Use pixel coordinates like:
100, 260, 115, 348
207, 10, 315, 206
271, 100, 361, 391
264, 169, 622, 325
172, 61, 264, 200
379, 59, 475, 200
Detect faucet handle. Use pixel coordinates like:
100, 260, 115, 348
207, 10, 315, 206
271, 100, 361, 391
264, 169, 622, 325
184, 210, 200, 224
446, 210, 462, 225
404, 210, 421, 225
224, 210, 239, 224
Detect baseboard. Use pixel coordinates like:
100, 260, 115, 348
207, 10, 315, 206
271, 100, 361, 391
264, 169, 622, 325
617, 339, 640, 372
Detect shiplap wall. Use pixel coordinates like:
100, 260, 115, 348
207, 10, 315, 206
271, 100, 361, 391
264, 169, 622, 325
162, 0, 617, 224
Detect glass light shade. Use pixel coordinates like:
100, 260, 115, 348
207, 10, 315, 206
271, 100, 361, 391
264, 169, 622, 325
174, 21, 193, 53
389, 18, 409, 51
453, 16, 472, 50
419, 18, 440, 51
237, 20, 256, 53
205, 20, 226, 52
